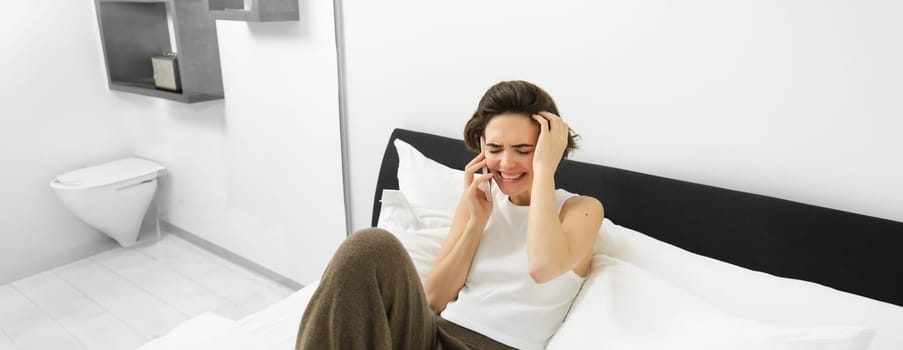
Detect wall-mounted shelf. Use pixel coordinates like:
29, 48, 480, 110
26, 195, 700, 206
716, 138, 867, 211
94, 0, 225, 103
206, 0, 299, 22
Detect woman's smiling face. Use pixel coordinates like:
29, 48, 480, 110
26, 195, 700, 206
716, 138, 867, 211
482, 113, 539, 205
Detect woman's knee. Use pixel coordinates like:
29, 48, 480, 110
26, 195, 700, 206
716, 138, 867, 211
332, 228, 407, 267
352, 227, 403, 245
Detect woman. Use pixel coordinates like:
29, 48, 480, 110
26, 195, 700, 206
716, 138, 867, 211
296, 81, 604, 350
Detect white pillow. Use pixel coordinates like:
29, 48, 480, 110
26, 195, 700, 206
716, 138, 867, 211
546, 255, 875, 350
377, 189, 450, 282
394, 139, 464, 215
598, 219, 903, 350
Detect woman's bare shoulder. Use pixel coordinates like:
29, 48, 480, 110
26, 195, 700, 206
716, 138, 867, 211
563, 194, 604, 213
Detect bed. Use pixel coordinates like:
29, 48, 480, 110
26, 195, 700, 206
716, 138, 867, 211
140, 128, 903, 350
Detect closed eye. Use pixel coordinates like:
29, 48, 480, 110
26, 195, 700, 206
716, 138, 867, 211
485, 143, 533, 155
488, 149, 531, 155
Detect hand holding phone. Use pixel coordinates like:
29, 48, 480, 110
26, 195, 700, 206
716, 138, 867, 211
480, 137, 492, 201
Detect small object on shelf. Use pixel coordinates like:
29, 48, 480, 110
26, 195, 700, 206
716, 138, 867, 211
206, 0, 299, 22
151, 53, 181, 92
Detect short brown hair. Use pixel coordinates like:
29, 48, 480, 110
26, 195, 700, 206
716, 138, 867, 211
464, 80, 579, 160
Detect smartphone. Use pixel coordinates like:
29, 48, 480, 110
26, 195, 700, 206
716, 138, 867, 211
480, 137, 492, 201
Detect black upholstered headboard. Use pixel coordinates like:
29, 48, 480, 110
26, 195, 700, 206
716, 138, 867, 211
372, 128, 903, 307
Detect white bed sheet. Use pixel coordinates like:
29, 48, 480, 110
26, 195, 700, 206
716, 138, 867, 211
136, 283, 317, 350
136, 312, 267, 350
138, 219, 903, 350
234, 280, 319, 349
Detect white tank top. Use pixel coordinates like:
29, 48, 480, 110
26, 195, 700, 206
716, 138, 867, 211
441, 187, 585, 350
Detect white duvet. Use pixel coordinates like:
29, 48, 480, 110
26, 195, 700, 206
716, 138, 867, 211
547, 255, 874, 350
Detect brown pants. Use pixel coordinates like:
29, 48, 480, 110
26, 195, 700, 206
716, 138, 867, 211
296, 228, 514, 350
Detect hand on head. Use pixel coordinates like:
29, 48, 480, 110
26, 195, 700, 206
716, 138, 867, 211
531, 111, 569, 174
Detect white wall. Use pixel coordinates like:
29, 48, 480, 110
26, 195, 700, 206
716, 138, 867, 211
0, 2, 132, 283
0, 0, 346, 285
341, 0, 903, 231
153, 1, 347, 285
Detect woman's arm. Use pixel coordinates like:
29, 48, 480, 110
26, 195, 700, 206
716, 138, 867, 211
527, 176, 603, 283
423, 153, 493, 313
527, 112, 604, 283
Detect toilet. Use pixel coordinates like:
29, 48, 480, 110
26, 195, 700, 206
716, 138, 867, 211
50, 158, 166, 247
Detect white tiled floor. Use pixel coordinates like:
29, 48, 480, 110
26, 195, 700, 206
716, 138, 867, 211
0, 234, 295, 350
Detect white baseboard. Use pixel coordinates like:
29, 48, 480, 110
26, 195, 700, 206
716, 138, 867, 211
159, 220, 304, 291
